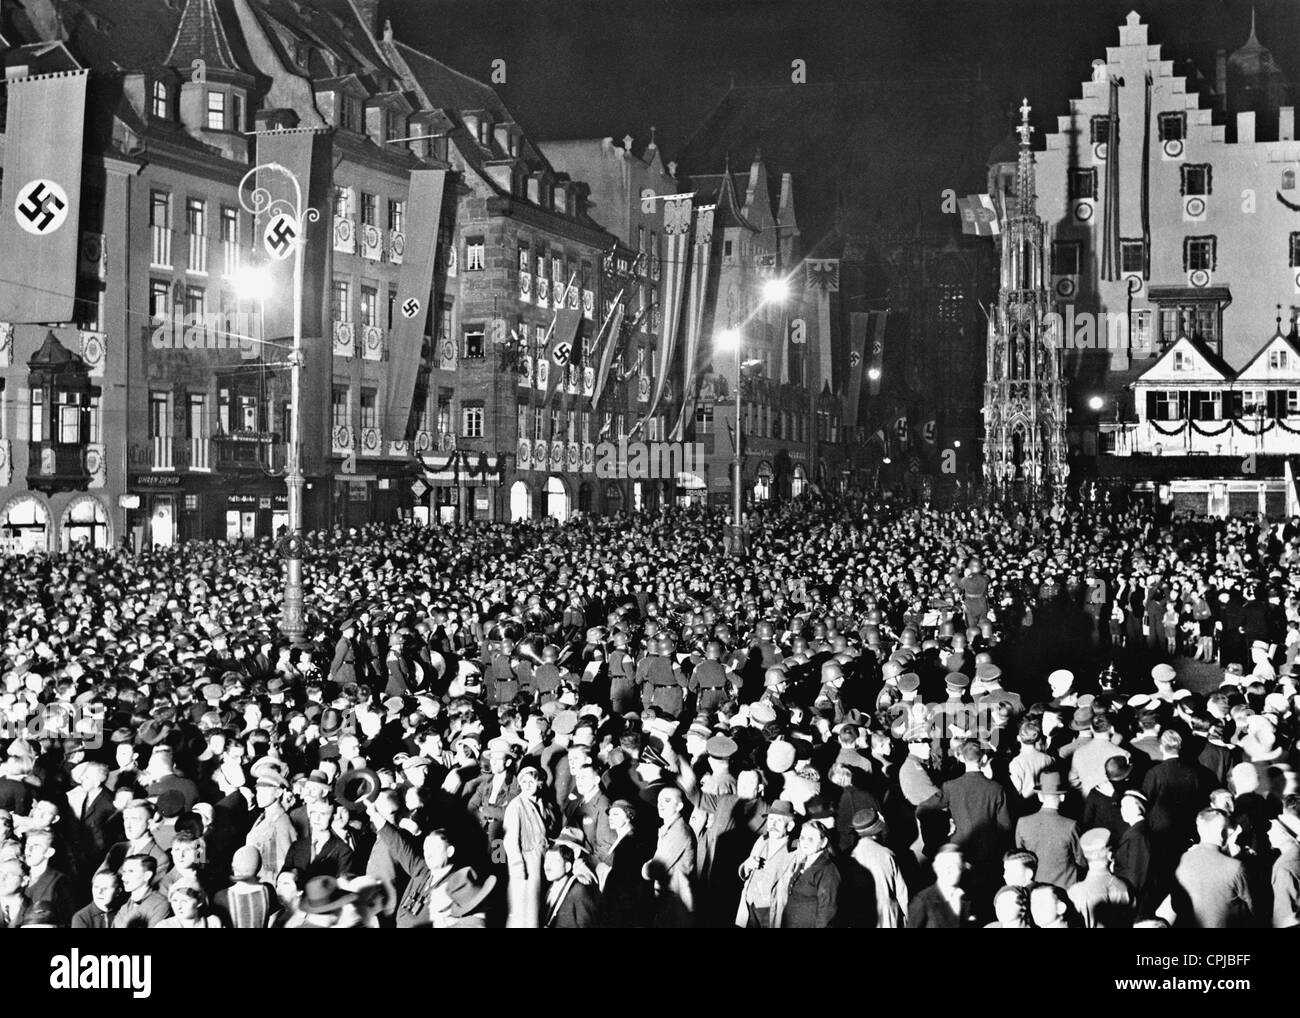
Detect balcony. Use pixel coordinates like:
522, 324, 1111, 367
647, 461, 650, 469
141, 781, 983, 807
189, 436, 212, 471
360, 224, 382, 261
1104, 419, 1300, 458
333, 215, 355, 254
333, 320, 355, 359
361, 324, 384, 362
221, 240, 241, 279
151, 435, 174, 470
359, 425, 382, 455
151, 225, 172, 269
214, 430, 279, 471
187, 232, 208, 275
331, 425, 353, 455
26, 442, 92, 493
388, 230, 405, 265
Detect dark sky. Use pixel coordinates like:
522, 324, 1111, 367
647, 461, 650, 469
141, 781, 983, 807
388, 0, 1300, 160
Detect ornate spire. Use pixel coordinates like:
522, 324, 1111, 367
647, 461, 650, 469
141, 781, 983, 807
1014, 97, 1037, 219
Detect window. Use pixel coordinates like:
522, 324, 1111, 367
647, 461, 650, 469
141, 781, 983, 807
464, 327, 485, 359
1181, 164, 1212, 196
1090, 115, 1112, 144
331, 279, 351, 322
1052, 241, 1082, 276
238, 394, 258, 431
220, 205, 238, 244
360, 192, 377, 227
187, 393, 206, 439
1120, 239, 1145, 274
149, 390, 171, 439
465, 236, 485, 271
1291, 232, 1300, 268
206, 90, 226, 131
518, 240, 530, 273
340, 94, 361, 132
385, 109, 403, 143
695, 404, 713, 434
150, 191, 171, 228
29, 389, 43, 442
517, 404, 529, 439
534, 407, 544, 441
1133, 309, 1152, 351
386, 285, 397, 330
462, 404, 484, 438
1158, 111, 1185, 142
355, 284, 377, 328
184, 286, 205, 318
438, 302, 453, 342
1285, 169, 1296, 192
723, 240, 733, 258
1068, 168, 1097, 201
360, 389, 377, 429
1290, 391, 1300, 416
1270, 349, 1290, 371
1173, 350, 1191, 371
1183, 236, 1216, 272
333, 187, 352, 217
231, 93, 243, 133
186, 197, 206, 239
387, 199, 405, 233
1190, 390, 1221, 420
331, 387, 350, 429
437, 396, 451, 436
151, 80, 168, 118
149, 279, 171, 318
1159, 302, 1219, 348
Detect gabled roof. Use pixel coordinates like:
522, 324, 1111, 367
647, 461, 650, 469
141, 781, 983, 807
1234, 329, 1300, 380
389, 40, 509, 123
1137, 334, 1235, 382
688, 169, 759, 231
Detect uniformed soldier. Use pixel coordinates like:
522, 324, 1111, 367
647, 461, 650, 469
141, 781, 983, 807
689, 641, 730, 714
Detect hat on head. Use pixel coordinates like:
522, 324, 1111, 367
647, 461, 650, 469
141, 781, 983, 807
852, 807, 886, 837
768, 800, 795, 819
1070, 705, 1095, 731
974, 662, 1002, 683
231, 845, 262, 882
1034, 771, 1067, 796
705, 734, 737, 760
1047, 669, 1074, 691
552, 710, 578, 736
1151, 663, 1177, 685
897, 673, 920, 694
298, 876, 356, 915
608, 798, 638, 820
1225, 662, 1245, 677
766, 740, 796, 774
749, 702, 777, 726
945, 673, 970, 691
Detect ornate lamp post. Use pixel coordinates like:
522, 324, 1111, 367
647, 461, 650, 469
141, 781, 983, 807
238, 163, 319, 644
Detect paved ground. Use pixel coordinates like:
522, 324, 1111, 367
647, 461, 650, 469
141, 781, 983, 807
1173, 656, 1230, 696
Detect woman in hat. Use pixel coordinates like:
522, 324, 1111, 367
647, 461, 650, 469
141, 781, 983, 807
502, 765, 559, 927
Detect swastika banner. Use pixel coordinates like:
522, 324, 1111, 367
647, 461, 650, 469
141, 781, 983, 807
386, 168, 447, 439
0, 70, 89, 323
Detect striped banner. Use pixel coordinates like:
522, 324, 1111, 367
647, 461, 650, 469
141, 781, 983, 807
670, 204, 716, 441
635, 195, 692, 435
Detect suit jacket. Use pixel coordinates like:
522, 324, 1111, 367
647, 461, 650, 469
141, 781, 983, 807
0, 894, 32, 929
0, 776, 32, 814
776, 851, 842, 928
27, 867, 77, 926
65, 786, 116, 874
1015, 809, 1085, 889
330, 637, 357, 685
1142, 759, 1211, 845
648, 817, 695, 927
70, 903, 116, 929
98, 835, 171, 879
939, 771, 1012, 869
907, 884, 973, 928
546, 876, 601, 928
283, 833, 355, 880
601, 833, 651, 928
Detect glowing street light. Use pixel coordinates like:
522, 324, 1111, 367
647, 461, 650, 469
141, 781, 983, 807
867, 367, 881, 381
761, 277, 790, 304
1088, 395, 1105, 411
953, 440, 962, 448
231, 265, 272, 304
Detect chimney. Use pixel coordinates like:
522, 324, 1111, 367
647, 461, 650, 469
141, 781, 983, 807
1281, 106, 1295, 141
1215, 49, 1227, 107
1238, 111, 1256, 144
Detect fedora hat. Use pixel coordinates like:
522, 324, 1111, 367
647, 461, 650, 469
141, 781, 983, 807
1034, 771, 1067, 796
851, 807, 886, 837
298, 876, 356, 915
445, 869, 496, 918
334, 767, 382, 809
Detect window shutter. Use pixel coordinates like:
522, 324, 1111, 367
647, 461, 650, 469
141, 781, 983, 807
1146, 391, 1158, 420
1230, 391, 1243, 419
1177, 391, 1189, 419
1268, 390, 1282, 418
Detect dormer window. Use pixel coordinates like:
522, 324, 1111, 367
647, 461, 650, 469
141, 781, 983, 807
478, 120, 491, 146
340, 94, 361, 133
152, 80, 169, 119
1173, 350, 1190, 371
1270, 349, 1290, 371
206, 90, 226, 131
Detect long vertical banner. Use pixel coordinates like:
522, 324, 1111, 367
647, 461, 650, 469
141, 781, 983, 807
635, 195, 692, 436
0, 69, 89, 323
866, 309, 888, 396
385, 168, 446, 437
844, 312, 870, 434
588, 298, 626, 411
670, 203, 716, 442
805, 259, 839, 393
1100, 76, 1121, 282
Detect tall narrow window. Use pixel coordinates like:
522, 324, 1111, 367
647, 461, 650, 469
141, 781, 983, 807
151, 80, 169, 118
206, 90, 226, 131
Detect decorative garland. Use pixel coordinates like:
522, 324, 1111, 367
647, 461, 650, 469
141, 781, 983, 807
1145, 417, 1286, 437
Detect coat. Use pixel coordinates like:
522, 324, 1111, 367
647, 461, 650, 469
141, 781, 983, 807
545, 875, 601, 928
601, 832, 651, 928
1015, 809, 1085, 889
845, 837, 909, 929
283, 833, 355, 880
65, 786, 116, 876
502, 793, 557, 928
939, 771, 1012, 870
1166, 843, 1254, 928
907, 884, 973, 928
647, 816, 695, 927
775, 850, 841, 928
330, 637, 357, 685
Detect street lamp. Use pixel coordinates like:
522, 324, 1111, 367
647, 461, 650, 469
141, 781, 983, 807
719, 327, 743, 554
1088, 395, 1104, 411
761, 276, 790, 305
867, 367, 881, 381
238, 163, 319, 646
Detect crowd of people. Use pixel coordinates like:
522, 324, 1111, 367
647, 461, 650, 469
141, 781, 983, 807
0, 494, 1298, 928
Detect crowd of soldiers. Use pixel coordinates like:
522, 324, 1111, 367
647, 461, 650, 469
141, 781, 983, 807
0, 495, 1297, 928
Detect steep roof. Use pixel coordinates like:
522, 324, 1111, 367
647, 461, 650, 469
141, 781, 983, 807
390, 39, 509, 123
165, 0, 238, 72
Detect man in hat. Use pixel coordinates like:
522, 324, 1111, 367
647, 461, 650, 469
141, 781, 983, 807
735, 800, 798, 928
1014, 772, 1084, 890
284, 799, 354, 880
773, 819, 841, 928
1067, 828, 1134, 928
601, 799, 650, 928
907, 844, 973, 928
843, 807, 908, 929
244, 772, 296, 885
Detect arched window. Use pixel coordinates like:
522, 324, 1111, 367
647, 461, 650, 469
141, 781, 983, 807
152, 80, 168, 119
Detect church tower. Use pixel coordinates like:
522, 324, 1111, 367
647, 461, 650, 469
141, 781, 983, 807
982, 99, 1068, 500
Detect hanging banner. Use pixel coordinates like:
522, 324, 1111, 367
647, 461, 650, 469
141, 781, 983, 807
844, 312, 870, 432
805, 259, 839, 393
0, 69, 89, 323
588, 300, 625, 411
384, 168, 446, 438
636, 195, 692, 435
670, 204, 716, 442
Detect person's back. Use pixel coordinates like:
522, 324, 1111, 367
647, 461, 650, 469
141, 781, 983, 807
1171, 842, 1252, 928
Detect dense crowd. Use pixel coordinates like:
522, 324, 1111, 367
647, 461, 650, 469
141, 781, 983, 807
0, 494, 1298, 928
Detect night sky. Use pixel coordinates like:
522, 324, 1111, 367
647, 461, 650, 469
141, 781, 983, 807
389, 0, 1300, 161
